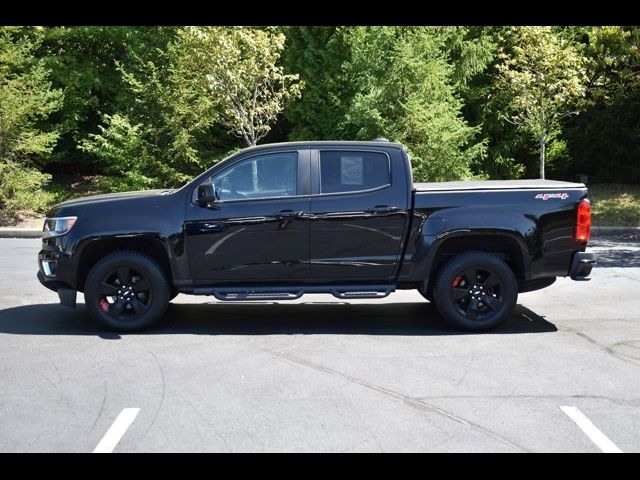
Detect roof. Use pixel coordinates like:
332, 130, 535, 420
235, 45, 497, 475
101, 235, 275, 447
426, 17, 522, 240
240, 140, 406, 152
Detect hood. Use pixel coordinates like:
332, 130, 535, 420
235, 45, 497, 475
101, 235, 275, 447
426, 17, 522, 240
48, 189, 175, 216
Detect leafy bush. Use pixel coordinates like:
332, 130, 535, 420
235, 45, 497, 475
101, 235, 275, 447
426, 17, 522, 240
80, 113, 167, 191
0, 162, 55, 222
92, 172, 159, 193
81, 113, 204, 191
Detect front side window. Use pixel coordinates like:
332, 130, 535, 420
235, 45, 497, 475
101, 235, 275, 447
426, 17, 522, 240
320, 151, 390, 194
209, 152, 298, 201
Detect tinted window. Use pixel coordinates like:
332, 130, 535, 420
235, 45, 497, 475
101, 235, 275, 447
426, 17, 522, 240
212, 152, 298, 201
320, 151, 390, 194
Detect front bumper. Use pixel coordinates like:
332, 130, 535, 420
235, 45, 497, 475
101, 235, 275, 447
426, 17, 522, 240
569, 252, 597, 280
37, 270, 77, 308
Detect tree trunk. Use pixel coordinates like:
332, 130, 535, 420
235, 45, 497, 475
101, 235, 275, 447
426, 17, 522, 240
539, 135, 546, 180
251, 159, 258, 192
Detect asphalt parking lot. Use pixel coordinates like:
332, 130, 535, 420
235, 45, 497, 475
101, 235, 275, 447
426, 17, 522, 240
0, 237, 638, 452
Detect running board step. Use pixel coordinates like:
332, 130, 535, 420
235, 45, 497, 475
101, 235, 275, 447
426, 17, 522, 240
330, 287, 393, 299
192, 285, 395, 301
212, 289, 304, 301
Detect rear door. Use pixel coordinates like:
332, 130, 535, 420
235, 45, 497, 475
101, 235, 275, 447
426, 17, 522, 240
309, 147, 410, 281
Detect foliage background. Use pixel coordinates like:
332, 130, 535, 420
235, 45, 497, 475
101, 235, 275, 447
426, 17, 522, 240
1, 26, 639, 222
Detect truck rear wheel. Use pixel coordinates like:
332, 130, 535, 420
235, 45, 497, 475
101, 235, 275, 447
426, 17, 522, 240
418, 288, 433, 303
84, 251, 170, 332
433, 251, 518, 331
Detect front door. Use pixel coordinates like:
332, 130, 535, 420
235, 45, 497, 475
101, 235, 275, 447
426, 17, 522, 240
185, 149, 310, 284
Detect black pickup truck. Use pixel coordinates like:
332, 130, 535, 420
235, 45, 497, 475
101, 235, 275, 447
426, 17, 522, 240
37, 140, 596, 332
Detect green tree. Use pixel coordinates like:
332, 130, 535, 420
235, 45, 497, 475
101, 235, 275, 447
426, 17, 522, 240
0, 26, 63, 220
282, 26, 354, 140
338, 27, 485, 181
80, 28, 223, 189
0, 27, 63, 163
439, 26, 497, 92
39, 26, 177, 169
284, 27, 485, 181
438, 27, 526, 179
495, 26, 587, 179
561, 26, 640, 183
82, 26, 303, 189
176, 26, 303, 147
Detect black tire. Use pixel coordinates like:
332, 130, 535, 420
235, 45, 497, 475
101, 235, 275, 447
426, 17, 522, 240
433, 251, 518, 331
418, 287, 433, 303
84, 251, 170, 331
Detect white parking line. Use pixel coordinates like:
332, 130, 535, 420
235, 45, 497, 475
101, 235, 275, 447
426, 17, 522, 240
560, 406, 623, 453
93, 408, 140, 453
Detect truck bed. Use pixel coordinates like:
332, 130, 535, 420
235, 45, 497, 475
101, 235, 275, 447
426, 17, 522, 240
414, 179, 585, 192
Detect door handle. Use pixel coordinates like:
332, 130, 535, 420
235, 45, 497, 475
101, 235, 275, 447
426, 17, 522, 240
185, 222, 224, 235
273, 210, 304, 219
366, 205, 400, 214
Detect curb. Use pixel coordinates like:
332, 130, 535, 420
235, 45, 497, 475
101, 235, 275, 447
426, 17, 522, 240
0, 226, 638, 239
590, 226, 640, 237
0, 228, 43, 238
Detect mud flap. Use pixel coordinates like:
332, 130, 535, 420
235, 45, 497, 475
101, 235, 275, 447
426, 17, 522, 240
569, 252, 597, 280
58, 288, 77, 308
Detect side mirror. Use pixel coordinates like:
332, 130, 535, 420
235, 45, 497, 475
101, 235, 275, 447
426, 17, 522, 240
197, 182, 218, 207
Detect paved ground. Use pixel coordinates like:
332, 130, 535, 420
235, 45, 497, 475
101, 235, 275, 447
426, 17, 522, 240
0, 237, 638, 452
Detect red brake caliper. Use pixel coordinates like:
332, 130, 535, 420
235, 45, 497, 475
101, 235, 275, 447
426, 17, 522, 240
99, 298, 110, 312
452, 276, 463, 287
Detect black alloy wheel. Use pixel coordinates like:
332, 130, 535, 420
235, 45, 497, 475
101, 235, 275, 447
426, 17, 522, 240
97, 266, 152, 320
450, 266, 504, 321
84, 251, 170, 331
433, 251, 518, 331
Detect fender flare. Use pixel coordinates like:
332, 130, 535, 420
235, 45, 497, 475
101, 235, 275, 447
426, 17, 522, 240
73, 233, 176, 290
410, 228, 531, 291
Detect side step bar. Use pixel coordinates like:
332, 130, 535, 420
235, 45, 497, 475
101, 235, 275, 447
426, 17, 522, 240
192, 284, 395, 301
331, 288, 393, 299
212, 289, 304, 301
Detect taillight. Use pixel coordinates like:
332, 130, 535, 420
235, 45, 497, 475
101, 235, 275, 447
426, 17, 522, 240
576, 198, 591, 244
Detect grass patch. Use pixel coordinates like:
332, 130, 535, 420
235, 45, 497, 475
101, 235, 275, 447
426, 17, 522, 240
588, 183, 640, 226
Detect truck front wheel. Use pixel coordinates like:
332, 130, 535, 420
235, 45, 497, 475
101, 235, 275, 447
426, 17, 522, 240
433, 251, 518, 331
84, 251, 170, 332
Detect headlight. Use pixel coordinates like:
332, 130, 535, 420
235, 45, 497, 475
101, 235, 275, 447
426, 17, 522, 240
42, 216, 77, 238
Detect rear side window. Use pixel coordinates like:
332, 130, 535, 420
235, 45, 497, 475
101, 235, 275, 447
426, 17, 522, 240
320, 151, 390, 194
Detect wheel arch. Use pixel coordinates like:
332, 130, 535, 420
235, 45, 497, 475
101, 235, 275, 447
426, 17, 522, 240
76, 235, 174, 292
419, 230, 529, 295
